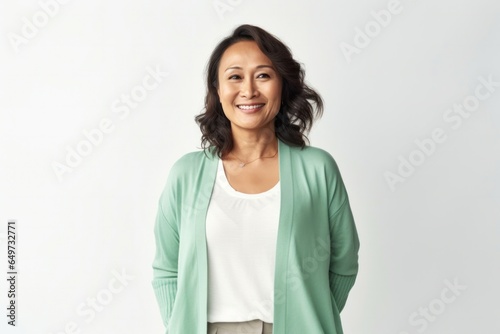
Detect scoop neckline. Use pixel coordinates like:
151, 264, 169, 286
217, 158, 280, 198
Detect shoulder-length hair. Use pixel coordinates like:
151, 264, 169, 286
195, 24, 323, 158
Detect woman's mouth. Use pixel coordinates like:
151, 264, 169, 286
237, 104, 265, 113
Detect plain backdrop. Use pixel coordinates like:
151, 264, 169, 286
1, 0, 499, 333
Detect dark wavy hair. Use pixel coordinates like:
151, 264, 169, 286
195, 24, 323, 158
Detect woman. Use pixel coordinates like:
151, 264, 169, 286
152, 24, 360, 334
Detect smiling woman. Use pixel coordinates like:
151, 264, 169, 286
196, 25, 324, 162
217, 40, 282, 136
152, 24, 360, 334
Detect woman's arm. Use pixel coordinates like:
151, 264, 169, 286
152, 168, 180, 328
324, 152, 360, 312
328, 196, 360, 312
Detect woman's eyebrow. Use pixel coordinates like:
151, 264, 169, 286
224, 65, 275, 72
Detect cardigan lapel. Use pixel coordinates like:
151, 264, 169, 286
196, 147, 218, 332
273, 138, 294, 332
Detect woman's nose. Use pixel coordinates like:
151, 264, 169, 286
240, 78, 258, 98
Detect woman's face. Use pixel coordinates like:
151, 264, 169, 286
217, 40, 282, 135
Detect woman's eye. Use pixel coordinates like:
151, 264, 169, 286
228, 73, 270, 80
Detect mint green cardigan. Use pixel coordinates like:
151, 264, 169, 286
152, 138, 360, 334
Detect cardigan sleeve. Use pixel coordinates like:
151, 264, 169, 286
151, 163, 181, 328
325, 154, 360, 313
329, 198, 359, 312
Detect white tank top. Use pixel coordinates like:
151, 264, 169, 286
206, 158, 280, 323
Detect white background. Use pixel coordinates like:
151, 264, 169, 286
1, 0, 499, 333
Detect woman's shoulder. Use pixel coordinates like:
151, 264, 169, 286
289, 144, 340, 172
288, 144, 349, 202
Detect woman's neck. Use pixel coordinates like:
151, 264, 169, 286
227, 127, 278, 161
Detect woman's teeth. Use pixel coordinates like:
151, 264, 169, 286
238, 104, 264, 110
